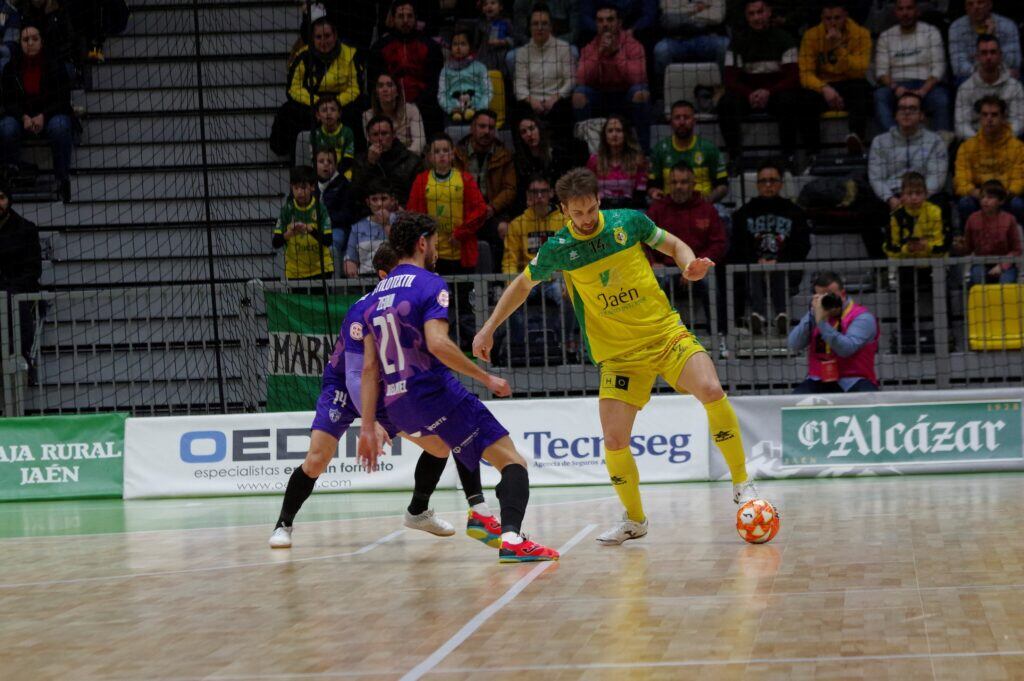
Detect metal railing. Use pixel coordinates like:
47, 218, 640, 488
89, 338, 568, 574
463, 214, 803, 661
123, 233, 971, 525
4, 256, 1022, 415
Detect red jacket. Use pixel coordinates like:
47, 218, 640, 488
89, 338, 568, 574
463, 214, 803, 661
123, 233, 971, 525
576, 30, 647, 92
646, 194, 727, 265
371, 32, 443, 105
407, 169, 487, 268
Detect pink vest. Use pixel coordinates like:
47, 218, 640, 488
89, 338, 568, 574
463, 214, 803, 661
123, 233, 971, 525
807, 302, 880, 385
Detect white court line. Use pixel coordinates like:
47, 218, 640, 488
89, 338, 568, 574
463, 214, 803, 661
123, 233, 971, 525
0, 493, 618, 543
434, 649, 1024, 674
0, 530, 405, 590
119, 648, 1024, 681
399, 523, 597, 681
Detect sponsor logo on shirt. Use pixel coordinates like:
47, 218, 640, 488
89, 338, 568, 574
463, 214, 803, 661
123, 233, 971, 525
569, 250, 579, 260
386, 380, 407, 397
376, 294, 395, 310
597, 287, 640, 312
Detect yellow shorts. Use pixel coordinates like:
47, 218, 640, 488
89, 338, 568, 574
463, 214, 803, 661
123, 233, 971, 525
598, 327, 706, 409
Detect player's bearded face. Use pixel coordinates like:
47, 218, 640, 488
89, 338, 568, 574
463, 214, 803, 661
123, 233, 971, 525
422, 234, 439, 271
563, 196, 600, 234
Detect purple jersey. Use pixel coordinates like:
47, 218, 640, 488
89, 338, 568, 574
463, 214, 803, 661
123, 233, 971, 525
362, 263, 471, 433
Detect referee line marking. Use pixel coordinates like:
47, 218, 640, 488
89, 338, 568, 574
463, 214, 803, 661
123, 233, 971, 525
400, 523, 597, 681
0, 530, 405, 589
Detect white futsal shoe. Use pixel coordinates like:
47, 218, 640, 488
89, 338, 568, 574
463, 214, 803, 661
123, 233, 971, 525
733, 480, 760, 505
268, 525, 293, 549
404, 509, 456, 536
596, 513, 649, 545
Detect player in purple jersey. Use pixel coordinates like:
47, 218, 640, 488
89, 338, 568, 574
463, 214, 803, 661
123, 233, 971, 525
269, 244, 504, 549
357, 212, 559, 563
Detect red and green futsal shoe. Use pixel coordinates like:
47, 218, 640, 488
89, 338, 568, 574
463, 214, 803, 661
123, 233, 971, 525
498, 536, 559, 563
466, 509, 502, 548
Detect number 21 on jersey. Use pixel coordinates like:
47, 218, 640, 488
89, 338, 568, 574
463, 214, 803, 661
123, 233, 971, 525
373, 312, 406, 375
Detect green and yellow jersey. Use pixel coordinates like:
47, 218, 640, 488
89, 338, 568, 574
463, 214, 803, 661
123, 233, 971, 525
524, 209, 682, 364
648, 134, 726, 196
274, 197, 333, 280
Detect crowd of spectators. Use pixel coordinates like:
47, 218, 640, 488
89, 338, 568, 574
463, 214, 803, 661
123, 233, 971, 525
270, 0, 1024, 368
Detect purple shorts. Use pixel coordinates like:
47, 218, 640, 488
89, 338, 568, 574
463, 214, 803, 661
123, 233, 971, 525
411, 395, 509, 471
310, 380, 397, 440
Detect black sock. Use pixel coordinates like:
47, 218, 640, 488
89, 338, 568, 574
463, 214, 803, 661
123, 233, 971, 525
495, 463, 529, 535
407, 451, 448, 515
454, 456, 485, 507
276, 466, 317, 528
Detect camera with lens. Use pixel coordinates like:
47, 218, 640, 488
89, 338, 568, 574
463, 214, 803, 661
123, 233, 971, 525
821, 292, 843, 311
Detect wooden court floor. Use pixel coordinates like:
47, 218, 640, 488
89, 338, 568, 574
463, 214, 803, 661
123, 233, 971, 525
2, 474, 1024, 680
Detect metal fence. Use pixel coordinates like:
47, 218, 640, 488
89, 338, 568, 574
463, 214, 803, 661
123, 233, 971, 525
5, 256, 1018, 416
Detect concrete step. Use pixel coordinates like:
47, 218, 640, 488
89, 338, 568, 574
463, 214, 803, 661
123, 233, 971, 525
82, 113, 275, 144
73, 141, 282, 169
69, 167, 288, 202
31, 283, 255, 320
92, 58, 284, 90
36, 346, 246, 383
41, 253, 280, 286
23, 378, 253, 413
82, 85, 280, 114
125, 5, 297, 36
17, 197, 281, 227
50, 224, 275, 259
106, 31, 293, 59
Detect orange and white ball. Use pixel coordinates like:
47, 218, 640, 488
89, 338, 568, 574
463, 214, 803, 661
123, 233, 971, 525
736, 499, 780, 544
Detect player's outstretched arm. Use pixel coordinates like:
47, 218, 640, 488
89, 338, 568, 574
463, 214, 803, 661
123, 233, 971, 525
357, 335, 385, 472
655, 231, 713, 281
426, 319, 512, 397
472, 273, 539, 362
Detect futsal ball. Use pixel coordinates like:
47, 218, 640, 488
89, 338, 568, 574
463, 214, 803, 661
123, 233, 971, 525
736, 499, 780, 544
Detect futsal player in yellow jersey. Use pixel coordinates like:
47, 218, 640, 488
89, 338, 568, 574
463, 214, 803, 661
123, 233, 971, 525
473, 168, 759, 544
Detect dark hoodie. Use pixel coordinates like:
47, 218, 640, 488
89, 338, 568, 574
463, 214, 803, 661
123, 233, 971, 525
731, 195, 811, 263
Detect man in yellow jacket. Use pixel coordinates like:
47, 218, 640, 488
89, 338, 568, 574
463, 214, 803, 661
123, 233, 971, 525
954, 94, 1024, 227
799, 1, 872, 147
271, 17, 361, 158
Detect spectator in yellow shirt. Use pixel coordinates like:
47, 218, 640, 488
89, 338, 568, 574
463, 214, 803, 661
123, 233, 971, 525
500, 174, 567, 358
799, 1, 872, 147
953, 95, 1024, 227
885, 171, 948, 353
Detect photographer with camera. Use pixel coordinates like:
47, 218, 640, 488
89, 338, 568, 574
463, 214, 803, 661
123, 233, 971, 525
787, 271, 880, 393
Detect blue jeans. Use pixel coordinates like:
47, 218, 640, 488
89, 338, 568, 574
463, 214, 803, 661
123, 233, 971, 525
0, 113, 73, 180
873, 80, 952, 131
654, 34, 729, 80
572, 83, 651, 150
969, 263, 1019, 285
958, 196, 1024, 229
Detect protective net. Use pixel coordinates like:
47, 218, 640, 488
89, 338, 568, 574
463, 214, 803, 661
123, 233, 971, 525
3, 0, 1023, 417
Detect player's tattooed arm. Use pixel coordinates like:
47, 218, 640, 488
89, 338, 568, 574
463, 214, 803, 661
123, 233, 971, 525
654, 231, 713, 281
427, 319, 511, 397
472, 273, 539, 362
357, 335, 385, 472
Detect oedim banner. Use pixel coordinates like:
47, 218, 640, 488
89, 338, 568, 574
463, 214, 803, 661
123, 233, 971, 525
0, 413, 126, 501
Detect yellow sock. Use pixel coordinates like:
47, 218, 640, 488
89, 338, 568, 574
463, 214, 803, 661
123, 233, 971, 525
604, 446, 645, 522
705, 394, 748, 484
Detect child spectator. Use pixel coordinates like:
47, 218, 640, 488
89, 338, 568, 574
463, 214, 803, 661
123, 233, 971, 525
310, 96, 354, 177
344, 179, 395, 277
885, 171, 947, 351
475, 0, 515, 73
407, 132, 487, 346
362, 72, 426, 156
273, 166, 334, 281
954, 179, 1023, 285
313, 147, 352, 258
438, 28, 493, 123
585, 114, 648, 209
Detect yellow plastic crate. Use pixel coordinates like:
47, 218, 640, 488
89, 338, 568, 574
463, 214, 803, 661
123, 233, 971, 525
968, 283, 1024, 350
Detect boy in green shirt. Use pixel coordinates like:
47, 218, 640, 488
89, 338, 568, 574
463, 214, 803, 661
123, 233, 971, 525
310, 96, 355, 178
272, 166, 334, 280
